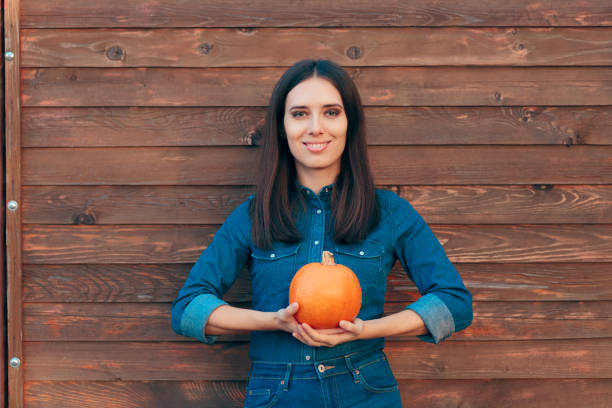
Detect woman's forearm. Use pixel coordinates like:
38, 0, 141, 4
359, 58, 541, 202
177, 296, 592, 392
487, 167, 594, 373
205, 304, 279, 335
360, 309, 428, 339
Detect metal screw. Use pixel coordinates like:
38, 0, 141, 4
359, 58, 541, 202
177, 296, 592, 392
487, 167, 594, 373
8, 200, 18, 211
5, 51, 14, 61
9, 357, 20, 368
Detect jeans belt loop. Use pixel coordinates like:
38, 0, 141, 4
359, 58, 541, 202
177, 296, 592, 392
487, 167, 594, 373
281, 363, 292, 391
344, 356, 360, 383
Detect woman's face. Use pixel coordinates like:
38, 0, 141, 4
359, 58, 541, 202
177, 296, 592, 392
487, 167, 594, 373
283, 76, 348, 186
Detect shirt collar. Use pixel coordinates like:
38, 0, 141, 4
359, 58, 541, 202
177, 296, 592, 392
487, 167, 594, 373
297, 182, 334, 199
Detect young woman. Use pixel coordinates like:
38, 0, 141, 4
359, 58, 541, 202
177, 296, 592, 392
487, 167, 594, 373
171, 59, 472, 407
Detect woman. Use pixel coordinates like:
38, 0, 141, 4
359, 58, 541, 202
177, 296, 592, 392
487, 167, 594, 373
171, 59, 472, 407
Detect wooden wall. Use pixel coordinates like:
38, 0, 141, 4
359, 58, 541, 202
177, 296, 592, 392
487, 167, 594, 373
4, 1, 612, 407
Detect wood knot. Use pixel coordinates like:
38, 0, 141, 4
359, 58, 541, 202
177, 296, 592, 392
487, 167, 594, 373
346, 46, 361, 60
494, 91, 503, 102
563, 136, 574, 147
106, 46, 125, 61
198, 43, 213, 55
73, 212, 97, 225
533, 184, 554, 191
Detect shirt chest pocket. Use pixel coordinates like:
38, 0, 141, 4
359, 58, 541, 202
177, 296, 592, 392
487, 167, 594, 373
334, 240, 385, 290
250, 243, 301, 300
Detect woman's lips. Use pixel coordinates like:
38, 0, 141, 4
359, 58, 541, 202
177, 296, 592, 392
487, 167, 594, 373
304, 141, 330, 152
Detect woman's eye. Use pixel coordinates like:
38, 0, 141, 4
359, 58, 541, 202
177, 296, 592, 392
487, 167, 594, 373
291, 111, 306, 118
326, 110, 339, 117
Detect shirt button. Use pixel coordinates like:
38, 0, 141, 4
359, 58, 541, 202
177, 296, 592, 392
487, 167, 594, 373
316, 209, 322, 214
318, 364, 325, 373
305, 355, 311, 361
270, 253, 276, 258
325, 188, 329, 192
314, 240, 320, 246
359, 251, 365, 256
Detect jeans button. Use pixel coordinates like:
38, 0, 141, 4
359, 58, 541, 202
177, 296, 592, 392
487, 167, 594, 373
318, 364, 325, 373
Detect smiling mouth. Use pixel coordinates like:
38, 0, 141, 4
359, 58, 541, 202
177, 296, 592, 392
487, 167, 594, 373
304, 142, 330, 152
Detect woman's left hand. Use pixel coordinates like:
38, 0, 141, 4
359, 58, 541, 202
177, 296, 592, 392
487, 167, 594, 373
292, 319, 364, 347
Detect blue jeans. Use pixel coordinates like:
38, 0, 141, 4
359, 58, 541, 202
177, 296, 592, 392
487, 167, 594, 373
244, 349, 402, 408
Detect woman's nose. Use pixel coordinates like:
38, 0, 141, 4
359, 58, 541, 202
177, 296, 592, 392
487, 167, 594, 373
308, 116, 322, 135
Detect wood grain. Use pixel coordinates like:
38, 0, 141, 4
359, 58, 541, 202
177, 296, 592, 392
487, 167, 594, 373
20, 0, 612, 28
21, 185, 612, 225
23, 379, 612, 408
23, 339, 612, 380
22, 301, 612, 342
21, 27, 612, 67
21, 67, 612, 107
22, 224, 612, 264
5, 0, 24, 406
22, 106, 612, 147
22, 225, 217, 264
22, 262, 612, 303
21, 146, 612, 186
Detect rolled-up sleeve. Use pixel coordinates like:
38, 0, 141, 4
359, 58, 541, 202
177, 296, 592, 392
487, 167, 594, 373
391, 195, 473, 344
171, 199, 252, 344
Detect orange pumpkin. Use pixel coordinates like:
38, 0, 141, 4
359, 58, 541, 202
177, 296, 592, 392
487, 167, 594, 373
288, 251, 362, 329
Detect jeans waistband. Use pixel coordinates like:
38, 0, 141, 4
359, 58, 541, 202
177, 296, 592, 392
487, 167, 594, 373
249, 347, 386, 381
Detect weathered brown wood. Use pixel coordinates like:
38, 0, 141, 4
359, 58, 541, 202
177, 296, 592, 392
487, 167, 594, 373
21, 67, 612, 107
22, 301, 612, 342
22, 224, 612, 264
22, 186, 254, 225
367, 145, 612, 185
20, 0, 612, 28
22, 185, 612, 225
22, 262, 612, 303
21, 27, 612, 68
21, 146, 612, 186
0, 7, 5, 407
22, 264, 192, 303
22, 106, 612, 147
23, 339, 612, 380
388, 263, 612, 302
23, 379, 612, 408
400, 185, 612, 224
5, 0, 23, 406
22, 225, 217, 264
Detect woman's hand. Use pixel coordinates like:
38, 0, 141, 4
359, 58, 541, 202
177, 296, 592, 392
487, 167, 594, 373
275, 302, 301, 334
292, 318, 364, 347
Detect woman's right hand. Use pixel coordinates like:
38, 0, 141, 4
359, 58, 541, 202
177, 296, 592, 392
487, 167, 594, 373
275, 302, 300, 334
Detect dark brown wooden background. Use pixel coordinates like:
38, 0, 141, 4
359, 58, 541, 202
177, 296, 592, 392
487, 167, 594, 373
3, 1, 612, 407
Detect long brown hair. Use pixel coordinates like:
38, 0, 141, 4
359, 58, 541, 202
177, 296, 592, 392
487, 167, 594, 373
250, 59, 380, 250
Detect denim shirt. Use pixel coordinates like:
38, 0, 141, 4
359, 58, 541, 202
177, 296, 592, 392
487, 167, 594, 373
171, 187, 473, 363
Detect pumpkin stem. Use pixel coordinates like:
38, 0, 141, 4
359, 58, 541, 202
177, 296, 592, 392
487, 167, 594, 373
321, 251, 336, 266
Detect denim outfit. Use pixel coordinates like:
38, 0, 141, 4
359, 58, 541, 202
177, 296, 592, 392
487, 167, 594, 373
171, 186, 472, 407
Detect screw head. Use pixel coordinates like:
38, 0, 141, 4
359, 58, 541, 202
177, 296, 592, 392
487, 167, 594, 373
8, 200, 18, 211
9, 357, 20, 368
5, 51, 15, 61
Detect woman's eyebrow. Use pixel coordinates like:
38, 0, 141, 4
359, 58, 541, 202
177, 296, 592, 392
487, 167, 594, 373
288, 103, 344, 110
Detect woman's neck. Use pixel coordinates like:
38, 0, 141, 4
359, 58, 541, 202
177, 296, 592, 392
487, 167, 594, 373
296, 168, 338, 194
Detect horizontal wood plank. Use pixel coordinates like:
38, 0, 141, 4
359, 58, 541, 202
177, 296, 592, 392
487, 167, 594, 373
20, 0, 612, 28
22, 106, 612, 147
400, 185, 612, 224
22, 146, 612, 185
23, 339, 612, 380
21, 28, 612, 67
22, 225, 217, 264
21, 67, 612, 107
23, 263, 612, 303
22, 185, 612, 225
23, 301, 612, 342
24, 379, 612, 408
22, 224, 612, 264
